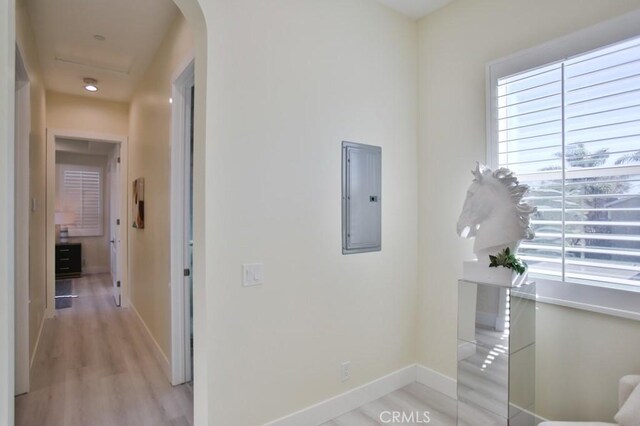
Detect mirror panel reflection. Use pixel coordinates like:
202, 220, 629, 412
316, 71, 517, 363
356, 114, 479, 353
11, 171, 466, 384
458, 280, 536, 426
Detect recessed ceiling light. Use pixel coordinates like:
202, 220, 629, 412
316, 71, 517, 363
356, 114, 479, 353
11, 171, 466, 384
83, 78, 99, 92
93, 34, 106, 41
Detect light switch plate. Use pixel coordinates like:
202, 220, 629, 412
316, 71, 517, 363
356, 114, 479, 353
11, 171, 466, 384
242, 263, 264, 287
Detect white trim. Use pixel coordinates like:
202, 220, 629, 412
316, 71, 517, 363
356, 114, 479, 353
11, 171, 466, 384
29, 314, 45, 369
265, 364, 545, 425
457, 341, 477, 362
415, 364, 457, 400
486, 9, 640, 82
415, 366, 547, 425
486, 9, 640, 166
511, 403, 549, 425
2, 3, 209, 425
170, 58, 194, 386
107, 149, 119, 306
48, 129, 127, 144
129, 302, 172, 381
171, 51, 196, 83
1, 1, 17, 421
265, 365, 417, 426
476, 311, 500, 331
46, 129, 128, 319
14, 45, 30, 396
485, 9, 640, 321
535, 278, 640, 321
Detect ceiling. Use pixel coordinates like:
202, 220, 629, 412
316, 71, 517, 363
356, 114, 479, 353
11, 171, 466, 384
24, 0, 449, 103
375, 0, 453, 19
26, 0, 179, 102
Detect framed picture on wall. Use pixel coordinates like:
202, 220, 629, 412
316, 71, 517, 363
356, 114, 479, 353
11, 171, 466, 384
132, 177, 144, 229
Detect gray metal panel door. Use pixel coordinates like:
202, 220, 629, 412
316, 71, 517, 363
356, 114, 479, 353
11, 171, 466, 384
342, 142, 381, 254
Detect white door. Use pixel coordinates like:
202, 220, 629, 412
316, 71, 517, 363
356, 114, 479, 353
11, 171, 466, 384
109, 146, 121, 306
184, 83, 194, 383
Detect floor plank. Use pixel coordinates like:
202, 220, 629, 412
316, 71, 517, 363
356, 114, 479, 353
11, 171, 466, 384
15, 274, 193, 426
321, 382, 458, 426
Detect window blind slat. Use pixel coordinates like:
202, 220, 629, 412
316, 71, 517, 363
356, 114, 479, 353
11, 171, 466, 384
565, 40, 640, 76
496, 36, 640, 290
60, 167, 103, 237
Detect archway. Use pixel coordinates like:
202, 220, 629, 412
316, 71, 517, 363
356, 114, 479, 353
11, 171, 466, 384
0, 0, 211, 424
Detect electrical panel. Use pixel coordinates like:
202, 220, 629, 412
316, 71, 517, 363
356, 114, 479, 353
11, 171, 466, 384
342, 141, 381, 254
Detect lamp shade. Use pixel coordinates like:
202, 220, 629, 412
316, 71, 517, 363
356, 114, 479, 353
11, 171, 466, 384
55, 211, 75, 225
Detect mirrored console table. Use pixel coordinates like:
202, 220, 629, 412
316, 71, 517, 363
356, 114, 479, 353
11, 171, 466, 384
458, 278, 536, 426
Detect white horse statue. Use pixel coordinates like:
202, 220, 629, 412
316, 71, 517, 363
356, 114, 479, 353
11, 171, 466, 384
457, 163, 537, 262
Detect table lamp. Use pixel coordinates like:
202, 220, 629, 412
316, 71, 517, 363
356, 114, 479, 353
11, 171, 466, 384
55, 211, 75, 243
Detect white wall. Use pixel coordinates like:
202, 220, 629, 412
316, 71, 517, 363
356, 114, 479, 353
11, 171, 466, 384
55, 151, 110, 274
16, 0, 47, 364
127, 13, 193, 364
3, 1, 639, 425
536, 303, 640, 421
46, 91, 129, 136
204, 0, 418, 423
417, 0, 640, 421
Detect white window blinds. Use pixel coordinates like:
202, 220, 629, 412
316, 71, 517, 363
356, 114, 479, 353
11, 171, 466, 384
496, 36, 640, 289
58, 165, 103, 237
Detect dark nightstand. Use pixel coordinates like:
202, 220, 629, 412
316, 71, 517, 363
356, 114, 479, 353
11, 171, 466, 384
55, 243, 82, 279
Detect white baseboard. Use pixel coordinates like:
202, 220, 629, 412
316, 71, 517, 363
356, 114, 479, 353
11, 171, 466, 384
511, 403, 548, 425
265, 365, 417, 426
129, 302, 172, 382
476, 311, 503, 331
265, 364, 547, 425
30, 313, 46, 369
457, 341, 476, 362
415, 364, 457, 400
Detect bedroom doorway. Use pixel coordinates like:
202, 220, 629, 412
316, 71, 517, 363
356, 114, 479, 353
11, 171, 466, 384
170, 60, 194, 386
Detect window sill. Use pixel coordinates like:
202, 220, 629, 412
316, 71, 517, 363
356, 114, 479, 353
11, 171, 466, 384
533, 277, 640, 322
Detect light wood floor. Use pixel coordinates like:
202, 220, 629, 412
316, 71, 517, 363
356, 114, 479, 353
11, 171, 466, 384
322, 382, 458, 426
15, 274, 193, 426
321, 381, 516, 426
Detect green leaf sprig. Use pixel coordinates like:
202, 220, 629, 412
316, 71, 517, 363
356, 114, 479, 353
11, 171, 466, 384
488, 247, 527, 275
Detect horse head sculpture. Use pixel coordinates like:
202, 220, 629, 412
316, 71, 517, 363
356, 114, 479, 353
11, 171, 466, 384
457, 163, 537, 261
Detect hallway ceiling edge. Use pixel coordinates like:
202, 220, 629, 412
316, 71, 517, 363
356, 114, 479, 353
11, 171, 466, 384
26, 0, 179, 102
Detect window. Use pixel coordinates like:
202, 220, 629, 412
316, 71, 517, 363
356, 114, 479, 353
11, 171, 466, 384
485, 7, 640, 312
57, 164, 103, 237
493, 36, 640, 292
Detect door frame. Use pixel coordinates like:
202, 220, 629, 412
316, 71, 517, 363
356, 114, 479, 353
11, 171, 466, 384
107, 145, 122, 306
170, 58, 194, 386
14, 44, 30, 396
3, 0, 210, 422
1, 2, 17, 419
45, 129, 128, 318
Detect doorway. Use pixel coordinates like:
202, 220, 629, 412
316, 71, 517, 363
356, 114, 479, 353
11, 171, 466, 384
47, 131, 128, 317
108, 145, 122, 307
3, 0, 209, 423
170, 60, 195, 386
14, 46, 30, 396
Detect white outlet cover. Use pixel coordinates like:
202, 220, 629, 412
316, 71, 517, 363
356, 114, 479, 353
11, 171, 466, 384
242, 263, 264, 287
340, 361, 351, 382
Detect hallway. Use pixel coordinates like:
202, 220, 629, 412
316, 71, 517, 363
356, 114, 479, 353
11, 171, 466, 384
15, 274, 193, 426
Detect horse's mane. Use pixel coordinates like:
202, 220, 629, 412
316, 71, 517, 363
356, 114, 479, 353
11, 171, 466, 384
472, 163, 537, 240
